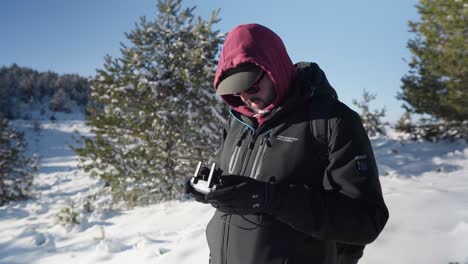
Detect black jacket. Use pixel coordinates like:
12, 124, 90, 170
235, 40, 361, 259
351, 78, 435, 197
206, 62, 389, 264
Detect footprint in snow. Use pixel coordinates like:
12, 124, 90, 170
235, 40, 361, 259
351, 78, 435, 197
31, 232, 56, 252
96, 239, 131, 253
158, 247, 171, 255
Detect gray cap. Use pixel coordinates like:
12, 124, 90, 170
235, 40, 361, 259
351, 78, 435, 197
216, 64, 261, 95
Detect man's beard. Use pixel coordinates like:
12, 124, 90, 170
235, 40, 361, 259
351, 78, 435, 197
245, 98, 264, 113
243, 86, 276, 114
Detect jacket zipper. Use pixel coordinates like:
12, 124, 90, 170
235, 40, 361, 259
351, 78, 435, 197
227, 112, 256, 176
223, 113, 275, 264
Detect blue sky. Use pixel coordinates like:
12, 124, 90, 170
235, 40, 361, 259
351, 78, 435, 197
0, 0, 420, 122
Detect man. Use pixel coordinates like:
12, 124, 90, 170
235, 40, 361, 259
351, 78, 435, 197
185, 23, 389, 264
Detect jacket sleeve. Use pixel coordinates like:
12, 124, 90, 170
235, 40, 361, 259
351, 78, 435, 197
273, 108, 389, 245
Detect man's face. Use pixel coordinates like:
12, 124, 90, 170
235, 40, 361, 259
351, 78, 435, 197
237, 71, 276, 113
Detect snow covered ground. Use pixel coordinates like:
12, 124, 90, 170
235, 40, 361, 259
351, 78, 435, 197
0, 115, 467, 264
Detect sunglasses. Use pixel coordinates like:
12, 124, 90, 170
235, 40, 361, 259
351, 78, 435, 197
233, 71, 266, 96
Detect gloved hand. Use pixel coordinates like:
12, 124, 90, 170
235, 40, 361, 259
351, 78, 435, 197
184, 178, 209, 204
205, 175, 277, 215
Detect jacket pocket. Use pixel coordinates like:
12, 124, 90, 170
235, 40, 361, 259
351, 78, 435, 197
250, 143, 268, 179
228, 145, 242, 173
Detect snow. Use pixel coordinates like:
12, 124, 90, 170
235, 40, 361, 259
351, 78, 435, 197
1, 115, 467, 264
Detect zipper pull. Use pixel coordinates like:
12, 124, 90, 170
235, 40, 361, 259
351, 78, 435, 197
264, 130, 272, 147
249, 140, 255, 149
248, 130, 256, 149
237, 128, 249, 146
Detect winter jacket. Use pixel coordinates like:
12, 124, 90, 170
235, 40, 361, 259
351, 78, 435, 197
206, 24, 389, 264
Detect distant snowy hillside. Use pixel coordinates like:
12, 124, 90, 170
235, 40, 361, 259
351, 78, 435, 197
0, 115, 467, 264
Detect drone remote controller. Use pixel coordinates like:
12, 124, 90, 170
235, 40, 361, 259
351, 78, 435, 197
189, 162, 221, 194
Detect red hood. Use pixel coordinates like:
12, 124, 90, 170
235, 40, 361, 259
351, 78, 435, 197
214, 23, 296, 123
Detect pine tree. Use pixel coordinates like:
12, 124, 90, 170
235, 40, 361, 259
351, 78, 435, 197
352, 90, 387, 137
395, 112, 467, 142
0, 116, 37, 205
74, 0, 226, 206
395, 111, 413, 134
0, 65, 90, 118
49, 88, 72, 112
398, 0, 467, 122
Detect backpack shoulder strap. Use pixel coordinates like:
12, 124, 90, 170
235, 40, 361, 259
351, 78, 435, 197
311, 119, 329, 145
310, 118, 330, 161
308, 95, 333, 160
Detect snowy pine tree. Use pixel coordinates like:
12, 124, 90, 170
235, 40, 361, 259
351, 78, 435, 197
49, 88, 72, 113
352, 90, 388, 137
397, 0, 467, 141
0, 65, 91, 119
395, 111, 413, 134
0, 116, 37, 205
399, 0, 467, 122
74, 0, 226, 206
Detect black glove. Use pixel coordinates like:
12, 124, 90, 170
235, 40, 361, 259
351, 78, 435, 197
205, 175, 277, 215
184, 178, 209, 204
